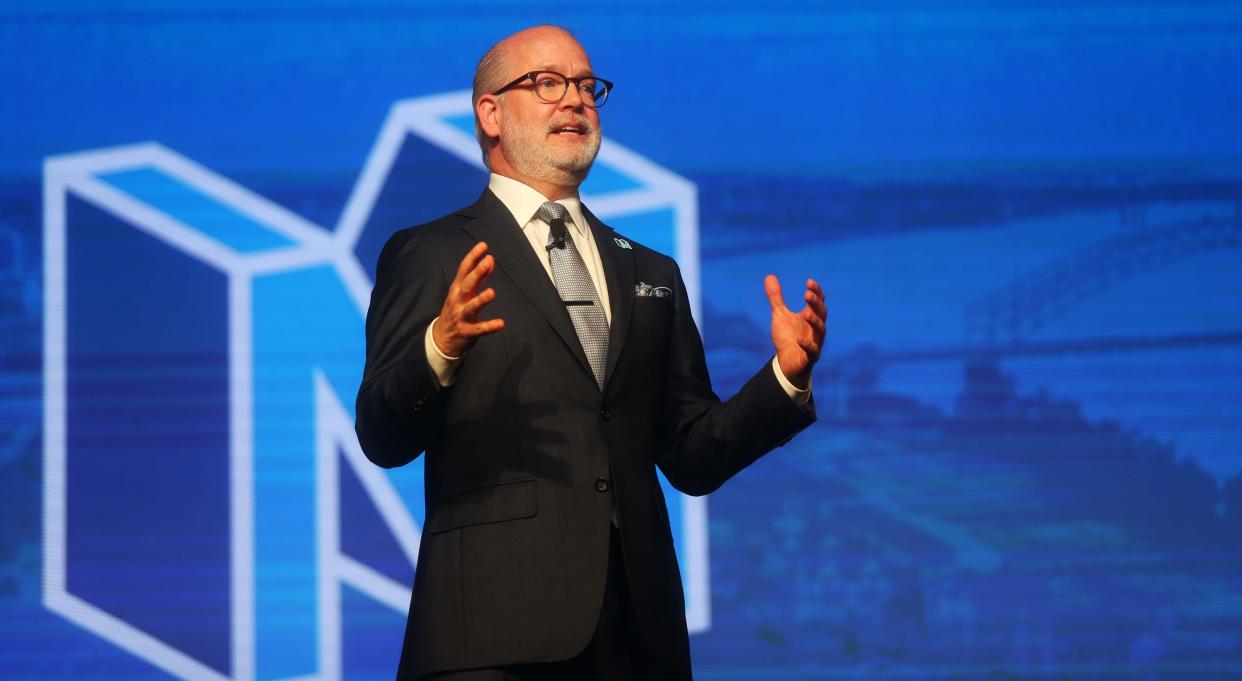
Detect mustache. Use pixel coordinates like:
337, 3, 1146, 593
547, 116, 596, 134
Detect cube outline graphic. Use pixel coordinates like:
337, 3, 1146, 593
43, 90, 706, 681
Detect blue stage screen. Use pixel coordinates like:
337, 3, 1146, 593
2, 2, 1241, 679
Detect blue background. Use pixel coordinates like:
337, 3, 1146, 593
3, 1, 1242, 679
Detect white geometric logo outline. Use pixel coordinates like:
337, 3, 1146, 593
43, 90, 706, 681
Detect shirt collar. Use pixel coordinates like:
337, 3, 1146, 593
488, 173, 589, 238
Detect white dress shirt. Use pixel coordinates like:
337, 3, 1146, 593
424, 173, 809, 405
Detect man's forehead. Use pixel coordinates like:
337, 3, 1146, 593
531, 62, 595, 76
504, 29, 593, 73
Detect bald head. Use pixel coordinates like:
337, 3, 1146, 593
472, 25, 587, 165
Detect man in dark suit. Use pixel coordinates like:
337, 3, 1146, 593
355, 25, 827, 681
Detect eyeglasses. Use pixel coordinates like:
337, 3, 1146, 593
492, 71, 613, 108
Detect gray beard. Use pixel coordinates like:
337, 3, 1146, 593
500, 115, 601, 187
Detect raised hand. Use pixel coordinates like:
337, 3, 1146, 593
764, 274, 827, 390
432, 242, 505, 357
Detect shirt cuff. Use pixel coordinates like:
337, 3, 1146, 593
425, 317, 462, 388
771, 356, 811, 406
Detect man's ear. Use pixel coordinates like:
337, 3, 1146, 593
477, 94, 501, 139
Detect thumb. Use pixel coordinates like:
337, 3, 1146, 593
764, 274, 786, 312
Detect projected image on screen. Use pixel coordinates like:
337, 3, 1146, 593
1, 2, 1239, 679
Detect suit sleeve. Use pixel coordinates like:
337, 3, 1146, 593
355, 228, 453, 468
654, 263, 816, 496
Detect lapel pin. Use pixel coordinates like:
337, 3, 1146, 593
613, 237, 632, 250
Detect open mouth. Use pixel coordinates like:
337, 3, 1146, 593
550, 124, 588, 137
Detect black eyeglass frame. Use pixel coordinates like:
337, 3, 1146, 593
491, 71, 614, 108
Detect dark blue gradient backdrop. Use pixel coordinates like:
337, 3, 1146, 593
2, 2, 1241, 679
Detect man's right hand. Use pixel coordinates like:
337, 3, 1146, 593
432, 241, 505, 357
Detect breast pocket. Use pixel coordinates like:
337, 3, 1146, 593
631, 296, 673, 331
428, 478, 538, 533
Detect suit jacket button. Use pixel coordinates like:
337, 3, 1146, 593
595, 478, 610, 493
600, 409, 611, 421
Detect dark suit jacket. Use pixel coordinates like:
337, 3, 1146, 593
355, 189, 815, 680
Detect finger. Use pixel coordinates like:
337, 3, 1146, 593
456, 241, 489, 279
764, 274, 786, 312
459, 287, 496, 318
800, 299, 826, 323
448, 243, 490, 299
802, 307, 826, 336
807, 296, 827, 323
462, 317, 505, 337
805, 282, 828, 320
459, 254, 495, 297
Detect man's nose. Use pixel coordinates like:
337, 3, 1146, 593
559, 82, 586, 110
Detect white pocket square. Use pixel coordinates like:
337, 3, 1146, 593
634, 282, 672, 298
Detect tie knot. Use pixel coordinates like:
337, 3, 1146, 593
537, 201, 568, 225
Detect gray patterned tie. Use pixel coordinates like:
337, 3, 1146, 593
539, 201, 610, 389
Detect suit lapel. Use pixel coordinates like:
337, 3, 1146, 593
584, 206, 634, 390
459, 190, 594, 380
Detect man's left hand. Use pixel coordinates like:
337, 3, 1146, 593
765, 275, 827, 391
